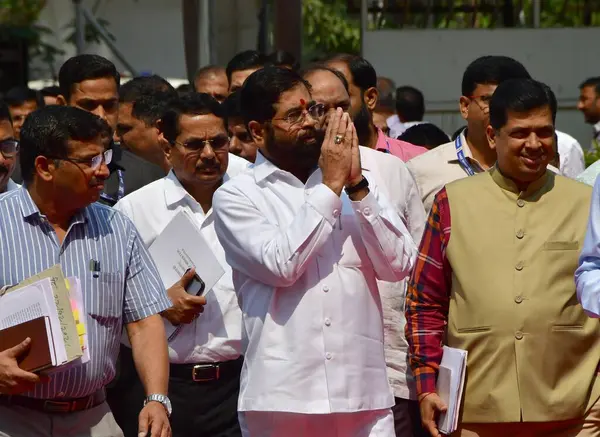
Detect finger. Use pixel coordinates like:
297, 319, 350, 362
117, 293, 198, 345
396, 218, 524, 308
6, 338, 32, 358
161, 420, 170, 437
13, 368, 41, 385
150, 416, 163, 437
351, 122, 358, 149
178, 268, 197, 287
336, 112, 349, 144
344, 114, 353, 148
138, 408, 149, 437
327, 108, 343, 145
187, 295, 207, 306
424, 420, 440, 437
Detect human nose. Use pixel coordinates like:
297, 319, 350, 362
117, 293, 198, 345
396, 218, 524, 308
229, 137, 241, 154
200, 142, 216, 160
92, 105, 107, 121
577, 100, 585, 111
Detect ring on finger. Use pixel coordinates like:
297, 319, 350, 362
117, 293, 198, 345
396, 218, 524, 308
334, 134, 344, 144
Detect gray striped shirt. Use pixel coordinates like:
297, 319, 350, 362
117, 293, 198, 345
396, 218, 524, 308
0, 187, 171, 399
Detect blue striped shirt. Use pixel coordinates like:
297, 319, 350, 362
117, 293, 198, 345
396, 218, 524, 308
0, 187, 171, 399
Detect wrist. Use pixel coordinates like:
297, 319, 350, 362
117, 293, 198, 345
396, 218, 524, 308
418, 392, 435, 403
322, 179, 344, 196
345, 175, 364, 188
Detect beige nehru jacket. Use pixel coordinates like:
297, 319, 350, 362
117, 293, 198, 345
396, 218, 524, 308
445, 168, 600, 423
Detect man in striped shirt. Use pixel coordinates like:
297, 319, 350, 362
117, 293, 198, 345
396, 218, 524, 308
0, 106, 172, 437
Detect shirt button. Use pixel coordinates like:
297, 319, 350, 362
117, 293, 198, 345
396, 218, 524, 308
515, 331, 524, 340
363, 207, 372, 216
324, 318, 331, 326
325, 352, 332, 360
516, 229, 524, 239
333, 209, 340, 218
322, 285, 329, 293
517, 199, 525, 207
515, 261, 524, 271
515, 295, 524, 304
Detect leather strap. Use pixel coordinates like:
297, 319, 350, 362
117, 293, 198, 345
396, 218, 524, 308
0, 389, 106, 414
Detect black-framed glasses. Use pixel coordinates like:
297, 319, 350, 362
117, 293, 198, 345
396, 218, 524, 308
273, 103, 326, 126
47, 149, 113, 172
0, 139, 19, 158
174, 134, 230, 152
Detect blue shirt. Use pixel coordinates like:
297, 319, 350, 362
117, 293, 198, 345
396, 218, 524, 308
0, 187, 171, 399
576, 175, 600, 317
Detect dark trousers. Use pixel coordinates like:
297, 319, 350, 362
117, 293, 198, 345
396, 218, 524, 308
106, 344, 242, 437
392, 397, 429, 437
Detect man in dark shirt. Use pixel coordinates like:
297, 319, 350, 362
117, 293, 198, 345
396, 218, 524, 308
57, 54, 166, 206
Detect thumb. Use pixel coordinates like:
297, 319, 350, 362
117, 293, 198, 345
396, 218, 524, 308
188, 295, 207, 306
434, 396, 448, 413
179, 268, 196, 287
7, 338, 32, 359
138, 406, 149, 437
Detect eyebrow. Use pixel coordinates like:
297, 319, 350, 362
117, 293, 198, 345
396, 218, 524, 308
76, 97, 118, 105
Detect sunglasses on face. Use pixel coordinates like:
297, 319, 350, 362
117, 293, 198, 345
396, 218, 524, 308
174, 135, 230, 151
0, 139, 19, 158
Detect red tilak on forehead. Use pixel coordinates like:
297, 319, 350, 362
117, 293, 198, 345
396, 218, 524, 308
300, 98, 306, 106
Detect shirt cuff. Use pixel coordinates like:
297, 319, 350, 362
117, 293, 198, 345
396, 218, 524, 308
351, 191, 381, 224
306, 184, 343, 227
414, 367, 438, 396
123, 295, 173, 324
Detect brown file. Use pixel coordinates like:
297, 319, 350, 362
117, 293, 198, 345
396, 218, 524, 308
0, 317, 53, 373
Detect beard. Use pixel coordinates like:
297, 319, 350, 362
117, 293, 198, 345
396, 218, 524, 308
264, 125, 325, 170
353, 100, 373, 146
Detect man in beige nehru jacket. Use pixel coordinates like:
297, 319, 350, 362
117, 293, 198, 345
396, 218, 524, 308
406, 78, 600, 437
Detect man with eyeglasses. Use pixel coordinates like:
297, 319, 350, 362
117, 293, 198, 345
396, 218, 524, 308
0, 102, 19, 193
0, 106, 172, 437
110, 93, 249, 437
406, 56, 531, 213
213, 66, 417, 437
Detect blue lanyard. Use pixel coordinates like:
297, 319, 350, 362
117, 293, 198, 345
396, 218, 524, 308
455, 135, 477, 176
99, 169, 125, 205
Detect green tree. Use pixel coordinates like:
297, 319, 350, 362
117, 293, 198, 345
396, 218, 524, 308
302, 0, 360, 61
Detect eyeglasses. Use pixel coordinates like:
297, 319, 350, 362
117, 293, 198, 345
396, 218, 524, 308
47, 149, 113, 172
273, 103, 326, 126
0, 139, 19, 158
174, 134, 230, 152
468, 95, 492, 114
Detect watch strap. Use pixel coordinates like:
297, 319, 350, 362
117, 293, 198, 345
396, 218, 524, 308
344, 176, 369, 195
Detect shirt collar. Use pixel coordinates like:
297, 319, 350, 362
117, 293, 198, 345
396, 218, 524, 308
5, 179, 18, 192
490, 165, 551, 197
17, 186, 89, 224
447, 130, 473, 163
164, 168, 235, 208
253, 151, 282, 183
375, 128, 390, 151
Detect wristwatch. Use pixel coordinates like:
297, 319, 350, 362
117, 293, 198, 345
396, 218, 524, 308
144, 394, 172, 417
344, 176, 369, 195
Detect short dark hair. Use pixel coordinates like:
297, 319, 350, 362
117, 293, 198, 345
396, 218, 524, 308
194, 65, 226, 88
0, 101, 12, 124
239, 66, 311, 127
461, 56, 531, 97
398, 123, 449, 149
226, 50, 269, 84
40, 86, 61, 98
119, 75, 177, 103
377, 77, 396, 111
489, 78, 557, 130
268, 50, 299, 71
160, 92, 224, 144
396, 86, 425, 122
300, 64, 350, 93
222, 91, 243, 124
19, 106, 111, 182
579, 77, 600, 96
119, 75, 178, 126
58, 54, 120, 101
4, 86, 43, 108
326, 54, 377, 92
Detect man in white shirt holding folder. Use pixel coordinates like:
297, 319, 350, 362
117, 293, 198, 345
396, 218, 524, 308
113, 93, 248, 437
213, 66, 417, 437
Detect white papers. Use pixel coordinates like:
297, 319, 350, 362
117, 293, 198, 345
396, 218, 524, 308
149, 210, 225, 294
0, 278, 68, 367
437, 346, 468, 435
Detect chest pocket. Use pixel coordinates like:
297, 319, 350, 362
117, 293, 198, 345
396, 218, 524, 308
85, 268, 124, 325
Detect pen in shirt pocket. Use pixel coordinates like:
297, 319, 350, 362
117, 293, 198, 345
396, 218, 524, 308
89, 259, 101, 278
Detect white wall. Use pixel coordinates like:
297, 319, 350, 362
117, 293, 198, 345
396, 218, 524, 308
363, 28, 599, 148
33, 0, 260, 80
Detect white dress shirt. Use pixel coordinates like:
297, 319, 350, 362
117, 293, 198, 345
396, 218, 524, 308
114, 154, 249, 364
359, 147, 425, 400
556, 130, 585, 179
387, 114, 426, 139
213, 152, 417, 414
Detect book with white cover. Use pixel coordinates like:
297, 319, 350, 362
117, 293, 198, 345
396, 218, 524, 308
436, 346, 468, 435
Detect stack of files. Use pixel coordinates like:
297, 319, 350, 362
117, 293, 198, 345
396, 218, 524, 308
436, 345, 468, 435
147, 210, 225, 338
0, 265, 89, 373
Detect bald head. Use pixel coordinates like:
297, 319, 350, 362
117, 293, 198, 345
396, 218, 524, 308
303, 68, 352, 117
193, 65, 228, 102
